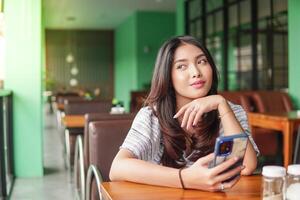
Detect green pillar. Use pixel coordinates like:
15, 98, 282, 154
4, 0, 43, 177
288, 0, 300, 109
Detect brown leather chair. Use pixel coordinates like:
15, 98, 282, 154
63, 100, 111, 168
85, 119, 133, 200
252, 91, 293, 113
130, 90, 148, 113
218, 91, 256, 112
64, 100, 111, 115
251, 91, 293, 157
74, 113, 135, 200
83, 113, 135, 174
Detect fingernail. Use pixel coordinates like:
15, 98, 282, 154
241, 165, 245, 169
173, 115, 177, 118
234, 157, 239, 161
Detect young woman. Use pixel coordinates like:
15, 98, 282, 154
110, 36, 259, 191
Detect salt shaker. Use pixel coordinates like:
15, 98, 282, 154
286, 164, 300, 200
262, 166, 286, 200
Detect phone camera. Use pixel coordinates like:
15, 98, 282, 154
218, 140, 233, 156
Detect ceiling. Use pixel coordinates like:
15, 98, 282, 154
43, 0, 176, 30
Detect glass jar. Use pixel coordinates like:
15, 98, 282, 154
262, 166, 286, 200
286, 164, 300, 200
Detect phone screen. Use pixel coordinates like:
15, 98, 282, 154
209, 133, 248, 181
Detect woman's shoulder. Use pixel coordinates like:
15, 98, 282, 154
136, 106, 154, 118
134, 106, 158, 123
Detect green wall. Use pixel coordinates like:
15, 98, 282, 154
136, 12, 175, 89
176, 0, 185, 35
115, 11, 175, 111
288, 0, 300, 109
115, 14, 138, 111
4, 0, 43, 176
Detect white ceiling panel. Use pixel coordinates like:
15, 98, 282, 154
43, 0, 176, 29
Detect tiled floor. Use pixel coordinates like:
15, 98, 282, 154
10, 108, 74, 200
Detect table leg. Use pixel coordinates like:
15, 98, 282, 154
283, 122, 294, 168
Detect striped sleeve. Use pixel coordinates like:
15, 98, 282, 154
120, 107, 162, 162
230, 103, 260, 156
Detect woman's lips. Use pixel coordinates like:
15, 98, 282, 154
191, 80, 206, 89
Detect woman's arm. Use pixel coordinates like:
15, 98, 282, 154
174, 95, 257, 175
217, 97, 257, 175
110, 149, 244, 191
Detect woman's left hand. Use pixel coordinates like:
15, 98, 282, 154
173, 95, 225, 130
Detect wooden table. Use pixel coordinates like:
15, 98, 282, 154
54, 102, 64, 111
100, 176, 262, 200
248, 111, 300, 168
62, 115, 85, 128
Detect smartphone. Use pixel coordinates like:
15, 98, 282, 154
209, 133, 249, 181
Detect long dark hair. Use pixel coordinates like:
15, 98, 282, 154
145, 36, 220, 168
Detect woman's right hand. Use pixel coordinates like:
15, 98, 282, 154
181, 153, 244, 191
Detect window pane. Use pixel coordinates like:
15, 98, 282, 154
189, 22, 197, 37
240, 0, 251, 25
258, 0, 271, 20
207, 14, 213, 35
189, 0, 201, 20
196, 20, 202, 39
273, 0, 287, 14
206, 0, 222, 12
216, 11, 223, 32
229, 4, 238, 28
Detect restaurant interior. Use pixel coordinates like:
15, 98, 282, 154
0, 0, 300, 199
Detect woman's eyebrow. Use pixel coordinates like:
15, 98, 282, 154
196, 54, 206, 59
173, 53, 206, 64
173, 58, 187, 64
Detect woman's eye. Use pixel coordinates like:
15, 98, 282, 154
176, 65, 186, 70
198, 59, 207, 65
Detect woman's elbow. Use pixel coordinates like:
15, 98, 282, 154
241, 160, 257, 175
109, 170, 117, 181
109, 161, 121, 181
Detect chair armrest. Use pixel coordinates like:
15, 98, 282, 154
85, 165, 104, 200
74, 135, 85, 200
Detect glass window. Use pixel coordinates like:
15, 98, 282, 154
185, 0, 288, 90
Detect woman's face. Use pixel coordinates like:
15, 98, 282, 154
171, 43, 212, 104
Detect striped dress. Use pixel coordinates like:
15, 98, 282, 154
121, 102, 260, 166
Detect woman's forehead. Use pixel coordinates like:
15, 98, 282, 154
173, 43, 204, 61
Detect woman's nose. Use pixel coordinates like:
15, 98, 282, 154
190, 64, 202, 78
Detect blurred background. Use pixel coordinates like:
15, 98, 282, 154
0, 0, 299, 199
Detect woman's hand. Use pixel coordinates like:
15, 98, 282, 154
181, 153, 244, 191
174, 95, 226, 130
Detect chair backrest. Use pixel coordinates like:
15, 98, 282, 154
83, 113, 136, 173
130, 90, 148, 113
64, 100, 111, 115
218, 91, 255, 112
88, 119, 133, 181
56, 95, 83, 104
252, 91, 293, 113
